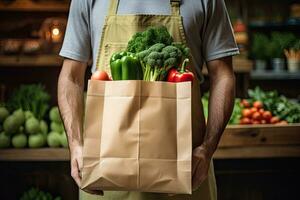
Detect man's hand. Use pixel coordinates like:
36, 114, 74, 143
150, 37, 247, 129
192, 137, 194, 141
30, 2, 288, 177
58, 59, 103, 196
192, 145, 212, 190
70, 145, 83, 187
70, 144, 103, 195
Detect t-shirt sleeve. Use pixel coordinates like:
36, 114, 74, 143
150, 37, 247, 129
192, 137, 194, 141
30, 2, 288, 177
59, 0, 91, 62
202, 0, 239, 62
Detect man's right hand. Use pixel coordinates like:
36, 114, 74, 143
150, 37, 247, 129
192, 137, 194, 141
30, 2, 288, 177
70, 144, 103, 196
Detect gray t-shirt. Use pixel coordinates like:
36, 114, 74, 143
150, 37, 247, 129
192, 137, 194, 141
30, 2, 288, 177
60, 0, 239, 74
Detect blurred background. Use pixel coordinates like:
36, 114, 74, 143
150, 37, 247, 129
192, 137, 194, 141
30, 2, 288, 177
0, 0, 299, 200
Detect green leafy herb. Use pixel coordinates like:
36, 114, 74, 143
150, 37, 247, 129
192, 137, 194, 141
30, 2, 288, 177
7, 84, 50, 120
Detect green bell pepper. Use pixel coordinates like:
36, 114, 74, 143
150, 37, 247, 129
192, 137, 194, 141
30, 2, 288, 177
110, 52, 143, 80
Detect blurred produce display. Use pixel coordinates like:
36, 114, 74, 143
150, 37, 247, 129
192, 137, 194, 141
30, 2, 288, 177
0, 84, 68, 149
202, 87, 300, 125
247, 87, 300, 123
20, 187, 61, 200
7, 84, 50, 120
251, 32, 300, 71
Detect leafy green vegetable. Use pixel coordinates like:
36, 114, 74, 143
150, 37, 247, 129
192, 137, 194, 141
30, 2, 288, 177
0, 132, 10, 148
40, 120, 48, 135
8, 84, 50, 120
47, 131, 61, 148
50, 122, 64, 133
266, 32, 297, 58
20, 187, 62, 200
12, 133, 27, 148
0, 107, 9, 123
13, 109, 25, 126
137, 43, 188, 81
3, 115, 20, 135
28, 134, 45, 148
202, 93, 209, 119
251, 33, 269, 60
248, 87, 300, 123
229, 99, 242, 125
127, 26, 173, 53
60, 131, 68, 148
25, 117, 40, 135
292, 39, 300, 51
49, 107, 62, 123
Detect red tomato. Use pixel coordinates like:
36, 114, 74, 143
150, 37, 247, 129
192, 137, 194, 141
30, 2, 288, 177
250, 107, 258, 115
241, 99, 251, 108
259, 108, 265, 115
276, 120, 288, 125
252, 112, 262, 121
253, 101, 263, 109
240, 117, 251, 125
270, 116, 280, 124
252, 120, 261, 125
262, 111, 272, 121
261, 120, 267, 124
242, 109, 252, 118
91, 70, 110, 81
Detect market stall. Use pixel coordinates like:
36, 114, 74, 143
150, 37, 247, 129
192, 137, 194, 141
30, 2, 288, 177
0, 0, 300, 200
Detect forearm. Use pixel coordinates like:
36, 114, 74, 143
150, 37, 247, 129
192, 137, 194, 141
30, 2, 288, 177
58, 59, 87, 151
203, 58, 236, 157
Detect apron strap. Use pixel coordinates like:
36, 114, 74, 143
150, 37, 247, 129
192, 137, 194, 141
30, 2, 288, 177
170, 0, 181, 16
108, 0, 119, 15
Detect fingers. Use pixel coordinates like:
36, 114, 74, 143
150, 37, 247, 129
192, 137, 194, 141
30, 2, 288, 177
192, 148, 209, 191
192, 153, 200, 176
192, 159, 208, 190
71, 158, 81, 187
192, 167, 207, 191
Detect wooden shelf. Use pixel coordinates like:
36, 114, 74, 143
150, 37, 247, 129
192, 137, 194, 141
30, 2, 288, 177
0, 55, 63, 67
0, 148, 69, 161
0, 0, 69, 12
0, 124, 299, 161
251, 71, 300, 80
215, 124, 300, 159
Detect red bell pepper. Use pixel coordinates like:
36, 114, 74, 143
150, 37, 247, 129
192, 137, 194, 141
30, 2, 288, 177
167, 59, 194, 82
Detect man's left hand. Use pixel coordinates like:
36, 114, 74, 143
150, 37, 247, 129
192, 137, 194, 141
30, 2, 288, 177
192, 145, 212, 190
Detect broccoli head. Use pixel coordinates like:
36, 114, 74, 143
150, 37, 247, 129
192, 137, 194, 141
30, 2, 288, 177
172, 43, 190, 58
127, 26, 173, 53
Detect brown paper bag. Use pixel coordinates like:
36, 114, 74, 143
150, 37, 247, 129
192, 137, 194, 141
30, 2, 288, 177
81, 80, 192, 194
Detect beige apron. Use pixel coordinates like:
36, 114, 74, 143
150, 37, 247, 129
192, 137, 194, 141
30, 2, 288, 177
81, 0, 217, 199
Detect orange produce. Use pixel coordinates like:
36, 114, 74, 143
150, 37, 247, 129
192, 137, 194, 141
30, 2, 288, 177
252, 112, 262, 121
276, 120, 288, 125
253, 101, 263, 109
261, 120, 267, 124
241, 99, 251, 108
252, 120, 261, 125
259, 108, 265, 115
91, 70, 110, 81
270, 116, 280, 124
250, 107, 258, 114
242, 109, 252, 118
240, 117, 251, 124
262, 111, 272, 121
